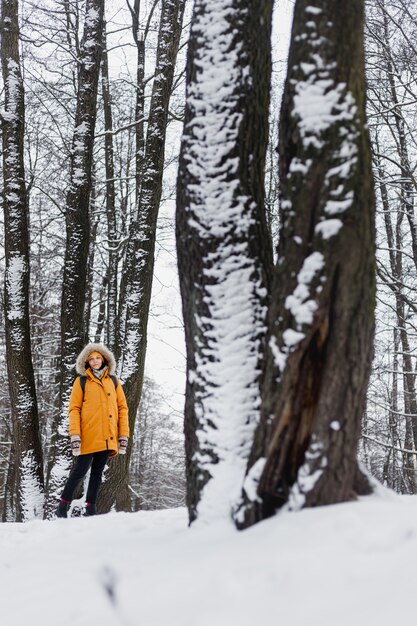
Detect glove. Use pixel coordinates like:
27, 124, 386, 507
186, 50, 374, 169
118, 437, 128, 455
71, 434, 81, 456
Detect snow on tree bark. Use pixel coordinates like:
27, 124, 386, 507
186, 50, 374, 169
236, 0, 376, 528
1, 0, 45, 521
126, 0, 145, 205
176, 0, 274, 524
98, 0, 186, 513
101, 25, 118, 355
46, 0, 104, 516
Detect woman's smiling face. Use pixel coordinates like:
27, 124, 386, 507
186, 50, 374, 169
88, 353, 104, 369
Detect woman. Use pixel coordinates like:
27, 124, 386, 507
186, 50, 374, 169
56, 343, 129, 518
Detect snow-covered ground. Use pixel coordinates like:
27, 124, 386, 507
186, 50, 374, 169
1, 490, 416, 625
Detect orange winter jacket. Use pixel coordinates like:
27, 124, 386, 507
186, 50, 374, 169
68, 367, 129, 456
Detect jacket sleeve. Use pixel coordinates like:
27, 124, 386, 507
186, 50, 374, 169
116, 380, 130, 438
68, 377, 83, 437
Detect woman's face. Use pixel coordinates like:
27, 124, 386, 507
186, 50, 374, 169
88, 353, 104, 369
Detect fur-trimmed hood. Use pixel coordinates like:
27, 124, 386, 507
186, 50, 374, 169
75, 343, 117, 376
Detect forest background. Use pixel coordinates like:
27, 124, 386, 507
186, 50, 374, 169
0, 0, 415, 522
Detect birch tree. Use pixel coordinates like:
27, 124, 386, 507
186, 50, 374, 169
46, 0, 105, 514
237, 0, 376, 527
176, 0, 274, 523
0, 0, 45, 521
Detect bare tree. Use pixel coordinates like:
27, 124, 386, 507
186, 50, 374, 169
101, 23, 118, 353
46, 0, 105, 515
0, 0, 45, 520
364, 0, 417, 490
98, 0, 186, 513
129, 377, 185, 511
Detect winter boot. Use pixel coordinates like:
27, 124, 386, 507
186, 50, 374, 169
56, 499, 70, 519
84, 502, 96, 516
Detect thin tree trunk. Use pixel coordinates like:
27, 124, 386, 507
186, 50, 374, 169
94, 272, 108, 343
101, 24, 118, 353
126, 0, 146, 204
46, 0, 105, 516
238, 0, 376, 527
380, 3, 417, 271
84, 174, 98, 337
2, 445, 16, 522
98, 0, 186, 513
1, 0, 45, 521
376, 155, 417, 491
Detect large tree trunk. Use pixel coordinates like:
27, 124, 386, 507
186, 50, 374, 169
1, 0, 45, 521
98, 0, 186, 513
176, 0, 274, 524
46, 0, 104, 516
237, 0, 376, 528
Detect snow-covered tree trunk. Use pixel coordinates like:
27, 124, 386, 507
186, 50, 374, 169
176, 0, 274, 524
0, 0, 45, 521
46, 0, 104, 515
98, 0, 186, 513
101, 24, 118, 354
126, 0, 145, 205
237, 0, 376, 528
84, 172, 98, 336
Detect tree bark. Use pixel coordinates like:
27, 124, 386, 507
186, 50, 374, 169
176, 0, 274, 523
237, 0, 376, 527
126, 0, 146, 204
101, 23, 118, 353
46, 0, 105, 516
84, 172, 98, 337
1, 0, 45, 521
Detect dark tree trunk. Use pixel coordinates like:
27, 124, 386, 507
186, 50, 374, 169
84, 176, 98, 337
98, 0, 186, 513
377, 9, 417, 487
237, 0, 376, 528
46, 0, 105, 516
126, 0, 146, 204
101, 24, 118, 353
176, 0, 274, 523
1, 0, 45, 521
2, 445, 16, 522
94, 272, 108, 343
380, 5, 417, 272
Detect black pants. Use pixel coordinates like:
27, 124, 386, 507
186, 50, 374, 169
61, 450, 109, 504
